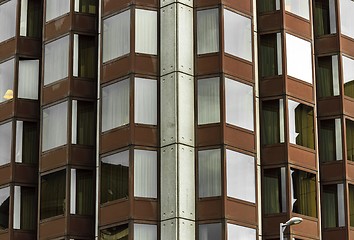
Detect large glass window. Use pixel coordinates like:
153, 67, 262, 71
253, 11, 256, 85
42, 101, 68, 152
13, 186, 36, 230
18, 59, 39, 100
135, 9, 157, 55
0, 0, 16, 43
259, 33, 282, 77
101, 150, 129, 204
197, 8, 219, 54
263, 168, 287, 214
227, 223, 256, 240
291, 169, 317, 217
340, 0, 354, 39
199, 223, 222, 240
134, 150, 157, 198
225, 78, 254, 131
102, 79, 130, 132
73, 35, 96, 78
72, 100, 95, 145
343, 56, 354, 99
226, 149, 255, 203
135, 78, 157, 125
198, 77, 220, 125
288, 100, 314, 149
0, 122, 12, 166
74, 0, 96, 14
350, 185, 354, 227
40, 170, 66, 219
16, 121, 38, 164
44, 36, 70, 85
346, 119, 354, 162
257, 0, 280, 13
0, 59, 15, 103
224, 9, 252, 61
286, 33, 312, 84
100, 224, 129, 240
285, 0, 310, 19
319, 119, 342, 162
198, 149, 221, 198
314, 0, 336, 36
46, 0, 70, 22
322, 184, 345, 228
134, 224, 157, 240
20, 0, 42, 37
103, 10, 130, 63
261, 99, 285, 145
316, 55, 339, 98
0, 187, 10, 230
70, 169, 94, 215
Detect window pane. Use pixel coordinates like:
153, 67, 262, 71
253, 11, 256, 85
40, 170, 66, 219
134, 224, 157, 240
100, 224, 129, 240
0, 0, 16, 43
18, 60, 39, 99
75, 170, 94, 215
20, 0, 42, 37
102, 79, 130, 131
262, 99, 285, 145
103, 10, 130, 62
197, 8, 219, 54
72, 100, 95, 145
316, 55, 339, 98
46, 0, 70, 22
224, 9, 252, 61
16, 121, 38, 164
199, 223, 222, 240
226, 149, 255, 203
322, 184, 338, 228
0, 59, 15, 103
198, 77, 220, 125
14, 186, 36, 230
343, 56, 354, 99
314, 0, 336, 36
319, 119, 342, 162
134, 150, 157, 198
74, 35, 96, 78
44, 36, 69, 85
285, 0, 310, 19
101, 150, 129, 203
340, 0, 354, 39
288, 100, 314, 149
135, 9, 157, 55
0, 187, 10, 230
225, 78, 254, 131
258, 0, 280, 13
346, 119, 354, 162
75, 0, 96, 14
0, 122, 12, 166
198, 149, 221, 198
264, 168, 287, 214
42, 101, 68, 151
286, 33, 312, 84
350, 185, 354, 227
227, 223, 256, 240
134, 78, 157, 125
259, 33, 282, 77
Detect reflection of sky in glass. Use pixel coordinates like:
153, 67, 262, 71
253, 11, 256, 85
0, 122, 12, 166
227, 223, 256, 240
340, 0, 354, 39
102, 150, 129, 166
0, 59, 15, 103
343, 56, 354, 84
285, 0, 309, 19
0, 187, 10, 207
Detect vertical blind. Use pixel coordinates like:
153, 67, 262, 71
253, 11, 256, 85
197, 8, 219, 54
135, 9, 157, 55
134, 150, 157, 198
198, 149, 221, 197
134, 78, 157, 125
198, 77, 220, 125
134, 224, 157, 240
0, 0, 16, 43
227, 223, 256, 240
18, 60, 39, 99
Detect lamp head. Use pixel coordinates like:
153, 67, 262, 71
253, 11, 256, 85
285, 217, 303, 226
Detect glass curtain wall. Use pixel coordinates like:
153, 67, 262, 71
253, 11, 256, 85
319, 119, 342, 162
313, 0, 336, 36
316, 55, 339, 98
261, 99, 284, 145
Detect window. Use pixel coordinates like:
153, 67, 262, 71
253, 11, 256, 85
224, 9, 252, 61
198, 149, 221, 198
197, 8, 219, 54
226, 149, 255, 203
227, 223, 256, 239
73, 34, 96, 78
74, 0, 96, 14
263, 168, 287, 214
319, 119, 342, 162
101, 150, 129, 203
0, 187, 10, 230
343, 56, 354, 99
286, 33, 313, 84
0, 122, 12, 166
13, 186, 36, 230
346, 119, 354, 161
18, 59, 39, 99
259, 33, 282, 77
135, 9, 157, 55
42, 101, 68, 151
199, 223, 222, 240
45, 0, 70, 22
314, 0, 337, 36
134, 78, 157, 125
285, 0, 310, 19
340, 0, 354, 39
322, 184, 345, 228
100, 224, 129, 240
225, 78, 254, 131
71, 100, 95, 145
103, 10, 130, 62
288, 100, 314, 149
316, 55, 339, 98
16, 121, 38, 164
291, 169, 317, 217
0, 0, 16, 43
261, 99, 285, 145
20, 0, 42, 37
70, 169, 94, 215
0, 59, 15, 103
350, 185, 354, 227
134, 150, 157, 198
198, 77, 220, 125
44, 36, 70, 85
258, 0, 280, 13
102, 79, 130, 132
134, 224, 157, 240
40, 170, 66, 219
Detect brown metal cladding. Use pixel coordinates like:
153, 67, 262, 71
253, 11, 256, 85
341, 36, 354, 57
317, 97, 342, 117
224, 199, 257, 225
284, 13, 312, 40
197, 198, 223, 220
44, 15, 71, 42
288, 145, 316, 171
322, 228, 347, 240
314, 35, 340, 55
224, 125, 255, 153
257, 11, 283, 33
102, 0, 157, 17
261, 144, 287, 166
259, 76, 285, 98
0, 166, 11, 186
320, 161, 345, 182
0, 39, 16, 62
286, 77, 314, 103
39, 216, 66, 239
196, 124, 222, 147
222, 55, 254, 84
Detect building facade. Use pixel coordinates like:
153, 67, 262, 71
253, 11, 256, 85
1, 0, 354, 239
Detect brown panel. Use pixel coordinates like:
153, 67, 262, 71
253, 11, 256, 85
72, 14, 98, 33
132, 199, 158, 221
100, 200, 130, 226
44, 15, 71, 42
13, 164, 38, 184
261, 144, 286, 166
350, 228, 354, 240
288, 144, 316, 171
0, 101, 14, 123
0, 232, 10, 240
0, 38, 16, 62
15, 99, 40, 120
320, 161, 344, 182
71, 78, 97, 99
344, 97, 354, 118
315, 35, 339, 55
286, 77, 314, 104
291, 215, 319, 239
42, 79, 70, 106
223, 0, 251, 15
0, 165, 11, 186
197, 124, 222, 147
102, 56, 132, 84
40, 147, 68, 173
259, 76, 284, 98
17, 37, 42, 57
195, 0, 220, 8
342, 35, 354, 57
102, 0, 130, 17
322, 228, 347, 240
134, 55, 158, 76
13, 231, 37, 240
317, 97, 342, 117
196, 54, 220, 76
68, 215, 95, 237
262, 214, 287, 237
70, 146, 95, 167
224, 125, 255, 153
284, 13, 311, 40
197, 198, 223, 220
257, 11, 282, 33
225, 199, 257, 225
347, 162, 354, 182
39, 216, 66, 239
223, 55, 254, 83
133, 125, 158, 147
100, 126, 131, 154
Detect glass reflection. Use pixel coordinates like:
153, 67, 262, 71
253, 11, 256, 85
199, 223, 222, 240
0, 122, 12, 166
285, 0, 310, 19
0, 187, 10, 230
340, 0, 354, 39
343, 56, 354, 98
0, 59, 15, 103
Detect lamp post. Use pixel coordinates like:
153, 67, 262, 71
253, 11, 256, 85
279, 217, 303, 240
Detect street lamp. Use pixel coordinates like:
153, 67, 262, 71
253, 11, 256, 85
279, 217, 303, 240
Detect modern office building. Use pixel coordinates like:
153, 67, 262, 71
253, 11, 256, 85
1, 0, 354, 239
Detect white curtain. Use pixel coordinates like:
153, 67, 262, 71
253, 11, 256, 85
134, 78, 157, 125
20, 0, 28, 36
134, 224, 157, 240
332, 55, 339, 95
102, 79, 130, 132
198, 77, 220, 125
199, 223, 222, 240
134, 149, 157, 198
197, 8, 219, 54
18, 60, 39, 99
198, 149, 221, 197
42, 101, 68, 151
227, 223, 256, 240
44, 36, 69, 85
15, 121, 23, 163
135, 9, 157, 55
0, 0, 16, 43
0, 59, 15, 103
103, 10, 130, 62
335, 119, 343, 160
0, 122, 12, 166
70, 169, 76, 214
46, 0, 70, 22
